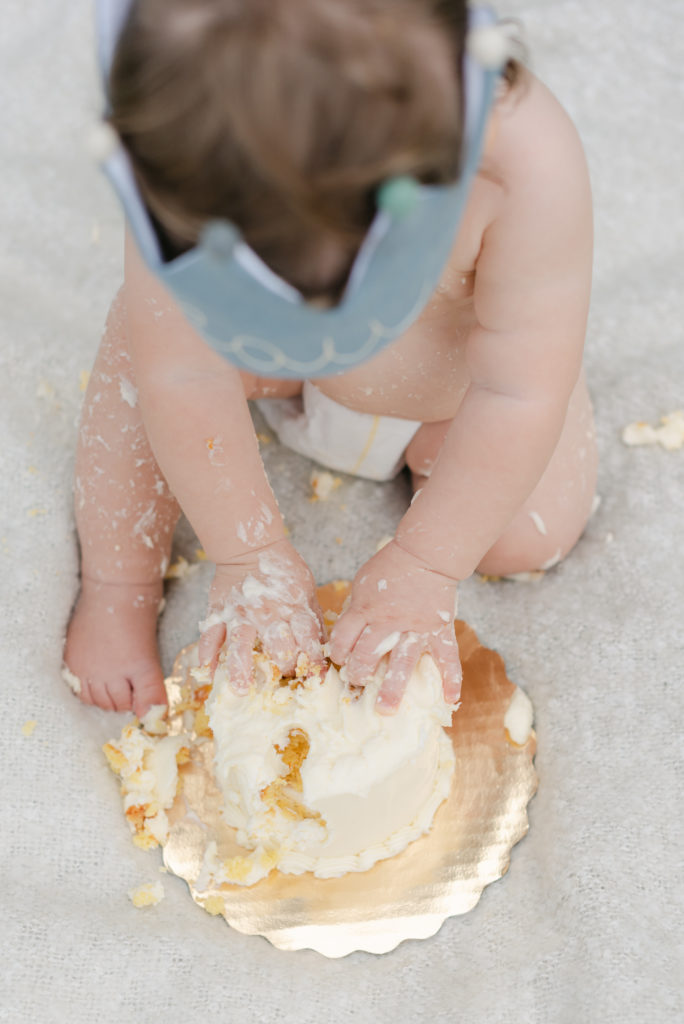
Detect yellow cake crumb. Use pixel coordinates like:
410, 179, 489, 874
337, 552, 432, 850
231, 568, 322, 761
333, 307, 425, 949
194, 684, 211, 705
164, 555, 200, 580
622, 410, 684, 451
125, 804, 150, 831
195, 547, 207, 560
221, 856, 254, 883
79, 370, 90, 392
259, 729, 323, 823
309, 469, 342, 501
193, 708, 212, 738
175, 679, 212, 715
259, 848, 281, 871
132, 831, 159, 851
21, 720, 37, 737
102, 742, 127, 774
129, 881, 164, 908
202, 894, 226, 916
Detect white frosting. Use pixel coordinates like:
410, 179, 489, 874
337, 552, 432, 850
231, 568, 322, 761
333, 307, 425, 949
61, 664, 82, 695
105, 722, 186, 846
204, 651, 456, 883
622, 410, 684, 451
504, 686, 534, 745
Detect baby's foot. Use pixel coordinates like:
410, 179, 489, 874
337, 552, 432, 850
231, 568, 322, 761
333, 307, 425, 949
63, 577, 167, 716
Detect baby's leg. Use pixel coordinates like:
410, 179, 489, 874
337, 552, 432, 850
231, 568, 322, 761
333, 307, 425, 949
405, 372, 598, 576
64, 289, 180, 714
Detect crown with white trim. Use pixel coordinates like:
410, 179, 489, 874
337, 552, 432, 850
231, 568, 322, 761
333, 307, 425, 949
94, 1, 509, 378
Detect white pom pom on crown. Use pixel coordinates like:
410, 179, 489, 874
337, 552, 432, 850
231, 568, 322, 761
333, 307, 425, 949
86, 121, 120, 163
466, 23, 518, 70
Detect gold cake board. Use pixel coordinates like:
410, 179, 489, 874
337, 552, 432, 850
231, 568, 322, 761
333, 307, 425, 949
161, 582, 538, 957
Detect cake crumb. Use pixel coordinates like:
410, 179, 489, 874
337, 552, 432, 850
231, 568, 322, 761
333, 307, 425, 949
202, 894, 226, 916
61, 664, 82, 695
132, 832, 158, 851
21, 720, 37, 738
128, 881, 165, 908
220, 856, 254, 883
79, 370, 90, 392
310, 469, 341, 501
622, 410, 684, 451
140, 704, 169, 736
195, 548, 207, 561
504, 686, 534, 746
164, 555, 200, 580
256, 432, 272, 445
375, 534, 393, 552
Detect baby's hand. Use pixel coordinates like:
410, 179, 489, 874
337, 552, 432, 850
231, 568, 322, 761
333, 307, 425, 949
198, 538, 325, 692
329, 539, 461, 714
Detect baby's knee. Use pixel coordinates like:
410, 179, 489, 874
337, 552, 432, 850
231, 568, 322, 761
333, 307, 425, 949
477, 498, 595, 578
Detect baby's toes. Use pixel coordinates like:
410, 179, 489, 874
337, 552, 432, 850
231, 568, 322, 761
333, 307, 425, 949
77, 674, 121, 712
104, 676, 134, 713
131, 663, 167, 718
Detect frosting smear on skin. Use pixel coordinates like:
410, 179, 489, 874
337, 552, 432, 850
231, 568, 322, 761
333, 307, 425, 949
194, 644, 457, 886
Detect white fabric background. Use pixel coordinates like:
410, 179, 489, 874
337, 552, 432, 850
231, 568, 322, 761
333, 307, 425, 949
2, 2, 682, 1021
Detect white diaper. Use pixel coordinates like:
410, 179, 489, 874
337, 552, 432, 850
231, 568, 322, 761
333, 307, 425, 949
256, 381, 422, 482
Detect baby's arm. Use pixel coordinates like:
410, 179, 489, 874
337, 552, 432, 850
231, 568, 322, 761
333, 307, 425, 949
124, 233, 324, 684
331, 83, 592, 708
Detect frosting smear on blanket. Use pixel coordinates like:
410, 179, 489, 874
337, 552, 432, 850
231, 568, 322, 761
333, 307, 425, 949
196, 648, 456, 884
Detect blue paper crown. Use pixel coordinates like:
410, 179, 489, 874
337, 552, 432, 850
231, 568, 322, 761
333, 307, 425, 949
95, 0, 504, 378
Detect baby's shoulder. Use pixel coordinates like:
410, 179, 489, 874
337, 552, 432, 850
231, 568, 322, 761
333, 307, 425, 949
486, 69, 590, 204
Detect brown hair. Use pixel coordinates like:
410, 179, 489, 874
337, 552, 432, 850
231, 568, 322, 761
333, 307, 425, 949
109, 0, 516, 298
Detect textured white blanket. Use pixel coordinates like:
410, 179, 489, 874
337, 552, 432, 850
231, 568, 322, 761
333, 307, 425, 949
2, 1, 682, 1021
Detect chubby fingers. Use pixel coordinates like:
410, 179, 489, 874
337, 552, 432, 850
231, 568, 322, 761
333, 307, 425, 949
223, 622, 258, 694
429, 630, 462, 704
289, 605, 326, 672
198, 621, 227, 677
344, 624, 398, 688
261, 619, 298, 676
328, 611, 368, 668
376, 633, 423, 715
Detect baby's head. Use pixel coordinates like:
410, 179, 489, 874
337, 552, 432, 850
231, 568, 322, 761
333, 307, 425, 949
109, 0, 500, 300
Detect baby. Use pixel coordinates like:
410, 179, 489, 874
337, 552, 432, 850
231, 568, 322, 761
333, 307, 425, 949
64, 0, 597, 717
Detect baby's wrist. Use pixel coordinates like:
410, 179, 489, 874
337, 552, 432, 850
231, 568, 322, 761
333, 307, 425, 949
205, 531, 289, 569
391, 533, 468, 584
